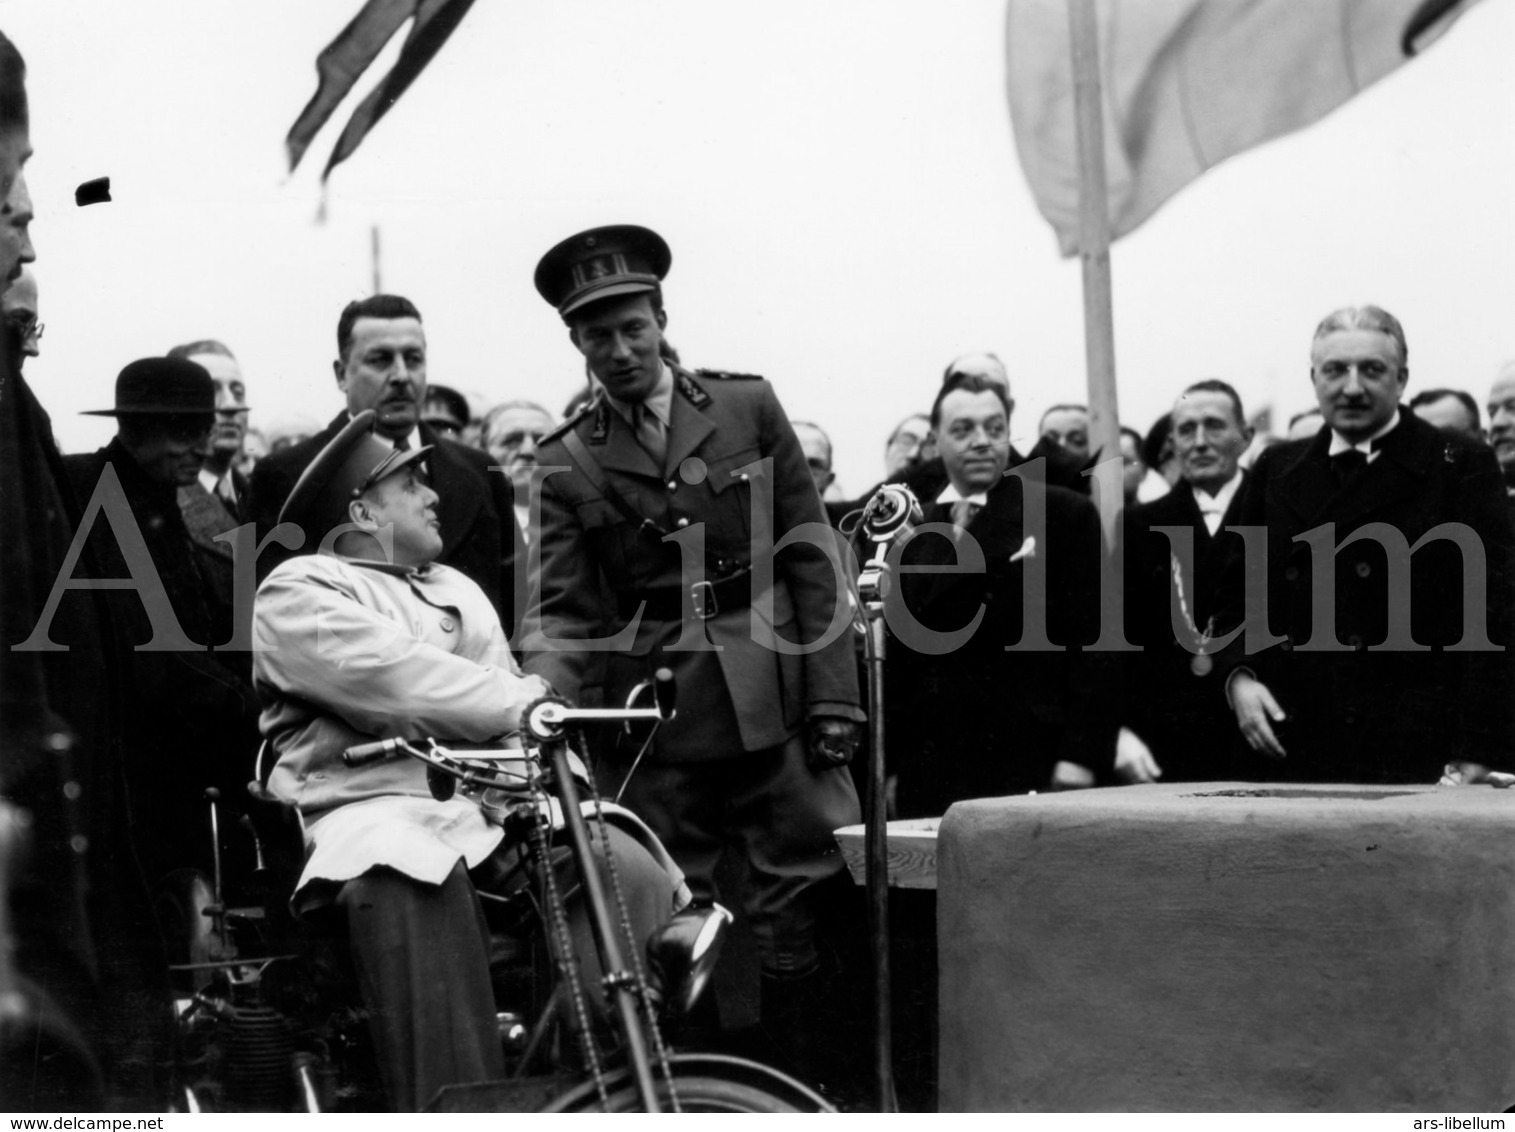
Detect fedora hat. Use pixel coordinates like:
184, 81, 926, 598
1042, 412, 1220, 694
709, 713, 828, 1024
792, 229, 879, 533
81, 356, 215, 416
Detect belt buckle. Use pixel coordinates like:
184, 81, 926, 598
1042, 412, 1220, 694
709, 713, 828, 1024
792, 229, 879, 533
691, 580, 718, 621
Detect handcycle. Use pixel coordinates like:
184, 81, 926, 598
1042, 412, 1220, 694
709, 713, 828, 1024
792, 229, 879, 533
168, 669, 834, 1113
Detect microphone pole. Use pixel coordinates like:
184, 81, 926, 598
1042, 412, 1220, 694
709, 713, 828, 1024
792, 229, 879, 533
852, 482, 920, 1114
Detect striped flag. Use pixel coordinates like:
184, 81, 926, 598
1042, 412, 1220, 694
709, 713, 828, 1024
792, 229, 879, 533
287, 0, 477, 181
1006, 0, 1484, 255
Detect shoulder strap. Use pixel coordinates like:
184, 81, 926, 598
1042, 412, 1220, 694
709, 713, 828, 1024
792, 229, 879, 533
560, 425, 661, 533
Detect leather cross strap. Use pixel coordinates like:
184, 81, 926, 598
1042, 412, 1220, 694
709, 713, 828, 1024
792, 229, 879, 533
560, 425, 666, 537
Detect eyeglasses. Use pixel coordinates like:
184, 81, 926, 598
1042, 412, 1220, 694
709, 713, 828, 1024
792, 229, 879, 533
5, 313, 42, 341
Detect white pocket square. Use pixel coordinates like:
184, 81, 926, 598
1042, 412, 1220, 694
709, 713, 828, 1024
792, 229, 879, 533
1009, 536, 1036, 563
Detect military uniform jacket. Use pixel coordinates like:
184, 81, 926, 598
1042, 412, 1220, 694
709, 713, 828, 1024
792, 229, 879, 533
249, 413, 526, 636
1214, 410, 1515, 781
523, 366, 862, 762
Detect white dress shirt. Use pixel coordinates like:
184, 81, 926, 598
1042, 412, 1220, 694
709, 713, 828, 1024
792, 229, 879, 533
1192, 470, 1243, 536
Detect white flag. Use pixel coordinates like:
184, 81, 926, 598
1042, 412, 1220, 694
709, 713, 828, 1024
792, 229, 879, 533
1006, 0, 1483, 256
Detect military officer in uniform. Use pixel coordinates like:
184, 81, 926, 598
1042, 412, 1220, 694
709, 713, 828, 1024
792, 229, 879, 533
523, 225, 863, 1076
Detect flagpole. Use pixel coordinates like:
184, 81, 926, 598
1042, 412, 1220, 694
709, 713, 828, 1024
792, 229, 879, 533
371, 224, 383, 294
1067, 0, 1122, 543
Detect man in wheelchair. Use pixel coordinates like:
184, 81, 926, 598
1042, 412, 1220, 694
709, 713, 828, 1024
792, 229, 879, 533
251, 410, 689, 1110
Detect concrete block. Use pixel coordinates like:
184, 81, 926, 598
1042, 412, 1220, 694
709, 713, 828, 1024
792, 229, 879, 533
938, 783, 1515, 1111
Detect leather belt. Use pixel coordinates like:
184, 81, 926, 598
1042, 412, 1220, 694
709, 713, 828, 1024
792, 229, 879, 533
618, 569, 753, 622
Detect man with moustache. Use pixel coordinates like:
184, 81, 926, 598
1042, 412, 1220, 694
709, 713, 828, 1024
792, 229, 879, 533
1218, 306, 1515, 783
1117, 380, 1253, 784
248, 294, 524, 635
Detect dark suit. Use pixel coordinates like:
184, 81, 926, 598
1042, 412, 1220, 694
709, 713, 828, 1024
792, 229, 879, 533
248, 413, 525, 636
1118, 475, 1247, 781
523, 366, 861, 974
1214, 410, 1515, 782
178, 468, 252, 672
888, 472, 1115, 818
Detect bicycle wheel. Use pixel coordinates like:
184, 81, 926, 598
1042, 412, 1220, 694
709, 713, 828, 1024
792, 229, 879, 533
541, 1052, 836, 1113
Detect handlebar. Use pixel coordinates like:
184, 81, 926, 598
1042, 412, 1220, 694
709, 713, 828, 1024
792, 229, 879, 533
339, 668, 677, 765
523, 667, 676, 744
342, 737, 404, 767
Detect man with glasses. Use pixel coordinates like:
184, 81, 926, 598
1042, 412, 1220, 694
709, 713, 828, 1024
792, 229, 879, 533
2, 262, 39, 363
481, 399, 556, 543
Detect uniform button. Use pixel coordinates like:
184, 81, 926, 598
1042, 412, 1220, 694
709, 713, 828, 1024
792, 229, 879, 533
1355, 561, 1371, 578
676, 517, 690, 529
680, 457, 708, 485
1280, 640, 1293, 652
440, 617, 456, 632
1284, 566, 1298, 582
1348, 634, 1365, 651
667, 479, 679, 491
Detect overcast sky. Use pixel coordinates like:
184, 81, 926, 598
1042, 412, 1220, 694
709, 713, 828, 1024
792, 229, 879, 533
4, 0, 1513, 495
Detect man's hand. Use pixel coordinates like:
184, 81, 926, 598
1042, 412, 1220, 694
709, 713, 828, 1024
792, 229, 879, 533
1230, 672, 1287, 758
807, 716, 860, 770
1050, 761, 1096, 790
1114, 727, 1163, 784
1440, 761, 1515, 789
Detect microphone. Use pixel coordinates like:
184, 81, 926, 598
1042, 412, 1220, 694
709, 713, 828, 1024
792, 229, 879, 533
861, 482, 923, 543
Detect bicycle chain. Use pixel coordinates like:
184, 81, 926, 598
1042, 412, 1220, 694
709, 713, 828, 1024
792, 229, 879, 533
523, 767, 611, 1110
578, 739, 682, 1113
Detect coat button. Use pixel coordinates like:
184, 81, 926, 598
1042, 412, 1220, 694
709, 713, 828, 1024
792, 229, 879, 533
1284, 566, 1298, 582
1355, 561, 1371, 578
1348, 633, 1365, 651
440, 617, 456, 632
676, 517, 690, 528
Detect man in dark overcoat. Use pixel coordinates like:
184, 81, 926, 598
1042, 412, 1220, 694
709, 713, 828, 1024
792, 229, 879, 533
886, 372, 1112, 818
247, 294, 524, 636
1219, 305, 1515, 783
60, 358, 262, 885
521, 224, 863, 1073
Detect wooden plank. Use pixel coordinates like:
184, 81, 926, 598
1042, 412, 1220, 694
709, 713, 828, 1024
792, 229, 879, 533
835, 819, 939, 890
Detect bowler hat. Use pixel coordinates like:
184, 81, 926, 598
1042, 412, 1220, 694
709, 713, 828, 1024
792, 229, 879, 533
534, 224, 671, 319
82, 356, 215, 416
278, 409, 433, 538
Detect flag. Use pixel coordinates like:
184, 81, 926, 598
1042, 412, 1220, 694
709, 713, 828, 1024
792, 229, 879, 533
1006, 0, 1484, 256
287, 0, 477, 181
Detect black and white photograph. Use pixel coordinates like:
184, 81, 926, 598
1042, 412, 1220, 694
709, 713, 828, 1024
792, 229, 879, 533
3, 0, 1515, 1118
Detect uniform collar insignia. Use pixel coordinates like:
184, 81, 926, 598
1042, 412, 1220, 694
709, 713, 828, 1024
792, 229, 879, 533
675, 367, 712, 410
589, 398, 610, 445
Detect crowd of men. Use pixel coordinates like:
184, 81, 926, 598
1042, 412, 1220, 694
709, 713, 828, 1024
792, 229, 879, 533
6, 22, 1515, 1115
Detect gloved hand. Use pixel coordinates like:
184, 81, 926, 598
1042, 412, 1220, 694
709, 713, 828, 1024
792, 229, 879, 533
807, 716, 860, 770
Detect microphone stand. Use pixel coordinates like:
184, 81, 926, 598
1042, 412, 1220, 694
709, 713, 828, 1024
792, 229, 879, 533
852, 484, 920, 1114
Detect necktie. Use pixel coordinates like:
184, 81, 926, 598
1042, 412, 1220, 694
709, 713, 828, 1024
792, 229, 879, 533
216, 474, 237, 510
395, 434, 411, 452
1332, 449, 1367, 489
950, 499, 981, 539
634, 402, 667, 467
